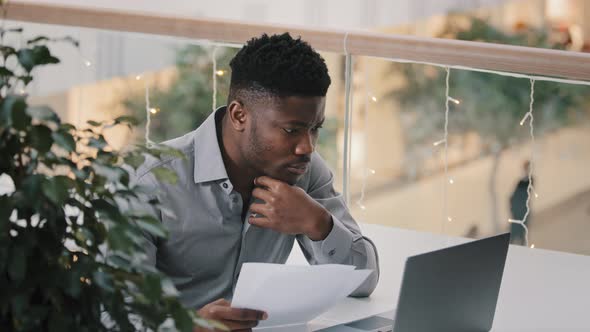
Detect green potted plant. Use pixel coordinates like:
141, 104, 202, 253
0, 25, 221, 331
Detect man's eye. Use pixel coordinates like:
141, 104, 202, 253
312, 125, 323, 132
283, 128, 296, 134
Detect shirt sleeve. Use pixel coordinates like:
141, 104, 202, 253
295, 153, 379, 297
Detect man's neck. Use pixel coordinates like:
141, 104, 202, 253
217, 110, 256, 195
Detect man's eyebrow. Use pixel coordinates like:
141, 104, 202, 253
281, 118, 326, 127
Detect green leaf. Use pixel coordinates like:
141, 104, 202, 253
94, 164, 124, 182
21, 174, 44, 202
171, 303, 196, 332
88, 136, 107, 149
0, 66, 14, 77
17, 48, 35, 72
74, 227, 94, 246
9, 247, 27, 281
151, 167, 178, 184
160, 278, 179, 297
151, 144, 187, 160
87, 120, 102, 127
0, 46, 16, 60
42, 176, 72, 205
106, 252, 131, 269
29, 125, 54, 154
18, 75, 34, 86
134, 216, 167, 238
114, 115, 139, 126
0, 197, 12, 234
17, 45, 60, 72
124, 153, 145, 169
60, 123, 76, 131
142, 274, 162, 301
26, 36, 50, 45
51, 131, 76, 152
57, 36, 79, 48
64, 272, 81, 298
93, 270, 114, 292
92, 199, 125, 223
1, 95, 28, 128
27, 105, 60, 123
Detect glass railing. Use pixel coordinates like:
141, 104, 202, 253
5, 4, 590, 259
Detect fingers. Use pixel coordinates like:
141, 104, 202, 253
215, 307, 267, 330
254, 176, 283, 191
249, 203, 270, 218
198, 299, 268, 331
251, 187, 274, 203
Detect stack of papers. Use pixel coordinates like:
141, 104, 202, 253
232, 263, 372, 328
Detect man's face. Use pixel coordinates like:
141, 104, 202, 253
242, 96, 326, 185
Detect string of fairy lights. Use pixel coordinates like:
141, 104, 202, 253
134, 34, 590, 249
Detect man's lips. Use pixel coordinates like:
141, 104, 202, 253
286, 163, 309, 175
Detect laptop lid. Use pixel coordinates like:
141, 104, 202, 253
392, 233, 510, 332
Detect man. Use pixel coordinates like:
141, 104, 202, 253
134, 33, 379, 330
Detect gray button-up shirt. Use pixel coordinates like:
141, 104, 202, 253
133, 108, 379, 309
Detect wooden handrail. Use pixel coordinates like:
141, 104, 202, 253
5, 1, 590, 81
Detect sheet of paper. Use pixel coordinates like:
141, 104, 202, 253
231, 263, 372, 327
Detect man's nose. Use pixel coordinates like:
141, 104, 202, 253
295, 132, 314, 155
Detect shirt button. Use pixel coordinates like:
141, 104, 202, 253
222, 183, 228, 189
328, 249, 336, 257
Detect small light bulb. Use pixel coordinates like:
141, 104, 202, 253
135, 75, 141, 80
371, 96, 378, 102
447, 97, 460, 105
149, 107, 159, 114
73, 255, 78, 262
369, 169, 376, 175
433, 139, 446, 147
449, 178, 454, 184
216, 70, 226, 76
447, 217, 452, 222
84, 60, 92, 67
530, 244, 535, 249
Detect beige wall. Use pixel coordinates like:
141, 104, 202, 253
350, 126, 590, 239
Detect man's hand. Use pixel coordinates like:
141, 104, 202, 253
195, 299, 267, 332
248, 176, 333, 241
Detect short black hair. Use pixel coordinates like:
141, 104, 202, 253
228, 33, 331, 104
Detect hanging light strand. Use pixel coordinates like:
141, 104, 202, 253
144, 82, 155, 147
342, 32, 354, 205
211, 46, 218, 112
356, 61, 372, 210
509, 78, 537, 248
442, 67, 452, 236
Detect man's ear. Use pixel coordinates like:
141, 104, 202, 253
226, 100, 248, 132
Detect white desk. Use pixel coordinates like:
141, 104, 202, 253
282, 223, 590, 331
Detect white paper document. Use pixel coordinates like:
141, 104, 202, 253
231, 263, 373, 328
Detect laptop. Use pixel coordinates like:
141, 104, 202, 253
318, 233, 510, 332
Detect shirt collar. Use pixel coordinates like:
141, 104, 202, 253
193, 107, 230, 184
